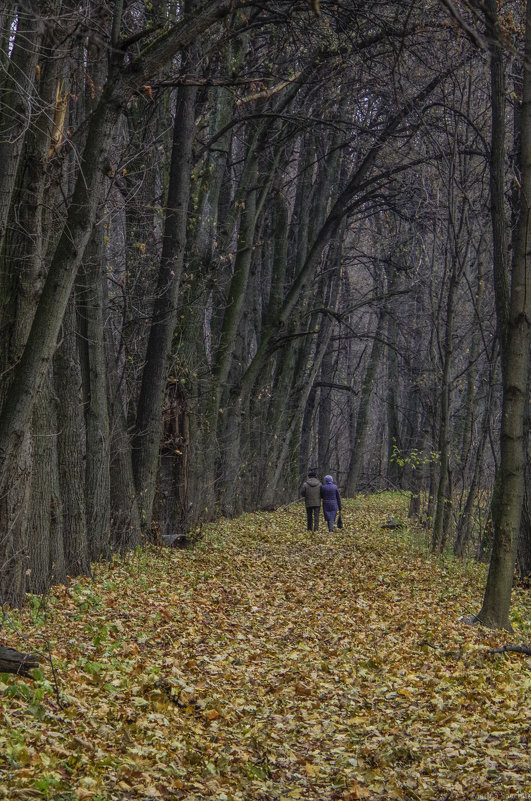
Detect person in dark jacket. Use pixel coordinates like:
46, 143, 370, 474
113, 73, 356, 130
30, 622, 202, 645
320, 474, 341, 532
301, 469, 322, 531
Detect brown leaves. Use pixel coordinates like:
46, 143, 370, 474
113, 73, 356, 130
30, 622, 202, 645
344, 782, 370, 800
1, 493, 530, 800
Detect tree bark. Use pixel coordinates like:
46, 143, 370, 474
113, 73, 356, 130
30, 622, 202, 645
78, 228, 110, 564
454, 373, 495, 558
0, 1, 46, 254
0, 646, 40, 677
386, 299, 402, 489
318, 345, 334, 476
27, 371, 65, 594
516, 389, 531, 578
345, 280, 388, 497
478, 0, 531, 629
0, 83, 122, 497
133, 22, 199, 531
104, 279, 142, 552
54, 293, 89, 575
0, 37, 63, 604
432, 265, 459, 552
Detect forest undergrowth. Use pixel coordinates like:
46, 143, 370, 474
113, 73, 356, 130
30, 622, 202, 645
1, 492, 530, 801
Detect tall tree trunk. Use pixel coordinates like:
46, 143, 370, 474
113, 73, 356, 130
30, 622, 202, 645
208, 156, 261, 515
0, 38, 63, 604
262, 310, 336, 508
27, 371, 65, 594
173, 70, 238, 523
403, 281, 426, 519
517, 457, 531, 578
132, 25, 199, 531
479, 0, 531, 628
0, 1, 45, 254
432, 265, 458, 552
345, 283, 388, 497
318, 345, 334, 476
516, 389, 531, 577
54, 293, 90, 574
78, 228, 111, 563
454, 370, 495, 558
386, 317, 402, 489
486, 0, 510, 355
0, 80, 122, 498
105, 282, 142, 552
299, 385, 317, 480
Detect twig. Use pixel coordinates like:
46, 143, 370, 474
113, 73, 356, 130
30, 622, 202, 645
488, 644, 531, 656
420, 638, 531, 658
41, 640, 66, 709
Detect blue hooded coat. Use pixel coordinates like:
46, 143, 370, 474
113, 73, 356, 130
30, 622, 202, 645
320, 475, 341, 523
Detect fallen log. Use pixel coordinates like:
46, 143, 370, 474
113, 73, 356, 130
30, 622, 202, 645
0, 646, 41, 677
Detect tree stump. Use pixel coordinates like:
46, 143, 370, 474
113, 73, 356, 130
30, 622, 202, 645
0, 646, 41, 677
162, 533, 188, 549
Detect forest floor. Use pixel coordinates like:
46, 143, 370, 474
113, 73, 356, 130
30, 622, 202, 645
0, 492, 530, 801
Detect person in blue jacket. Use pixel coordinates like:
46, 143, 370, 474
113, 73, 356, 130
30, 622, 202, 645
320, 474, 341, 532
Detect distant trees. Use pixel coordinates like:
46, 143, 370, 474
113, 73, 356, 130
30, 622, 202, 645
0, 0, 528, 627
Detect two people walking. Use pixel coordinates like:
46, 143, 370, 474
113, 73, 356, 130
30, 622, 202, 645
301, 469, 341, 532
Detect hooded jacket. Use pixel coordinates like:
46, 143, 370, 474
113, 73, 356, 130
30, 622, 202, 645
301, 476, 321, 507
320, 475, 341, 522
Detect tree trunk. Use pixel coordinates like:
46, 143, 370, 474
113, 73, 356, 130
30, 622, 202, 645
386, 300, 402, 489
263, 310, 336, 508
516, 391, 531, 578
318, 345, 333, 476
454, 366, 496, 558
78, 228, 111, 563
209, 163, 259, 516
104, 282, 142, 553
0, 2, 45, 254
0, 35, 63, 604
299, 385, 317, 480
478, 0, 531, 629
54, 293, 89, 575
345, 290, 387, 496
486, 0, 510, 355
0, 81, 122, 497
432, 265, 458, 552
133, 24, 199, 531
27, 371, 65, 594
517, 475, 531, 579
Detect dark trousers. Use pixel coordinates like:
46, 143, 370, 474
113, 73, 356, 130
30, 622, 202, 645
306, 506, 319, 531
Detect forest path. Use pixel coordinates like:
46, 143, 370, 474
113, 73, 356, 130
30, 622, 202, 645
1, 494, 530, 801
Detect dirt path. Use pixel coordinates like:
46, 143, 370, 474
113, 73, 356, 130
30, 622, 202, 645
1, 495, 530, 801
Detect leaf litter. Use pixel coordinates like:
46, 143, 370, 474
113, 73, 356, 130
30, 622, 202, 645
1, 493, 530, 801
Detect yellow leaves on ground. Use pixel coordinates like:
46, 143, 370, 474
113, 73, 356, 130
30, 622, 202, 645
1, 492, 530, 801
